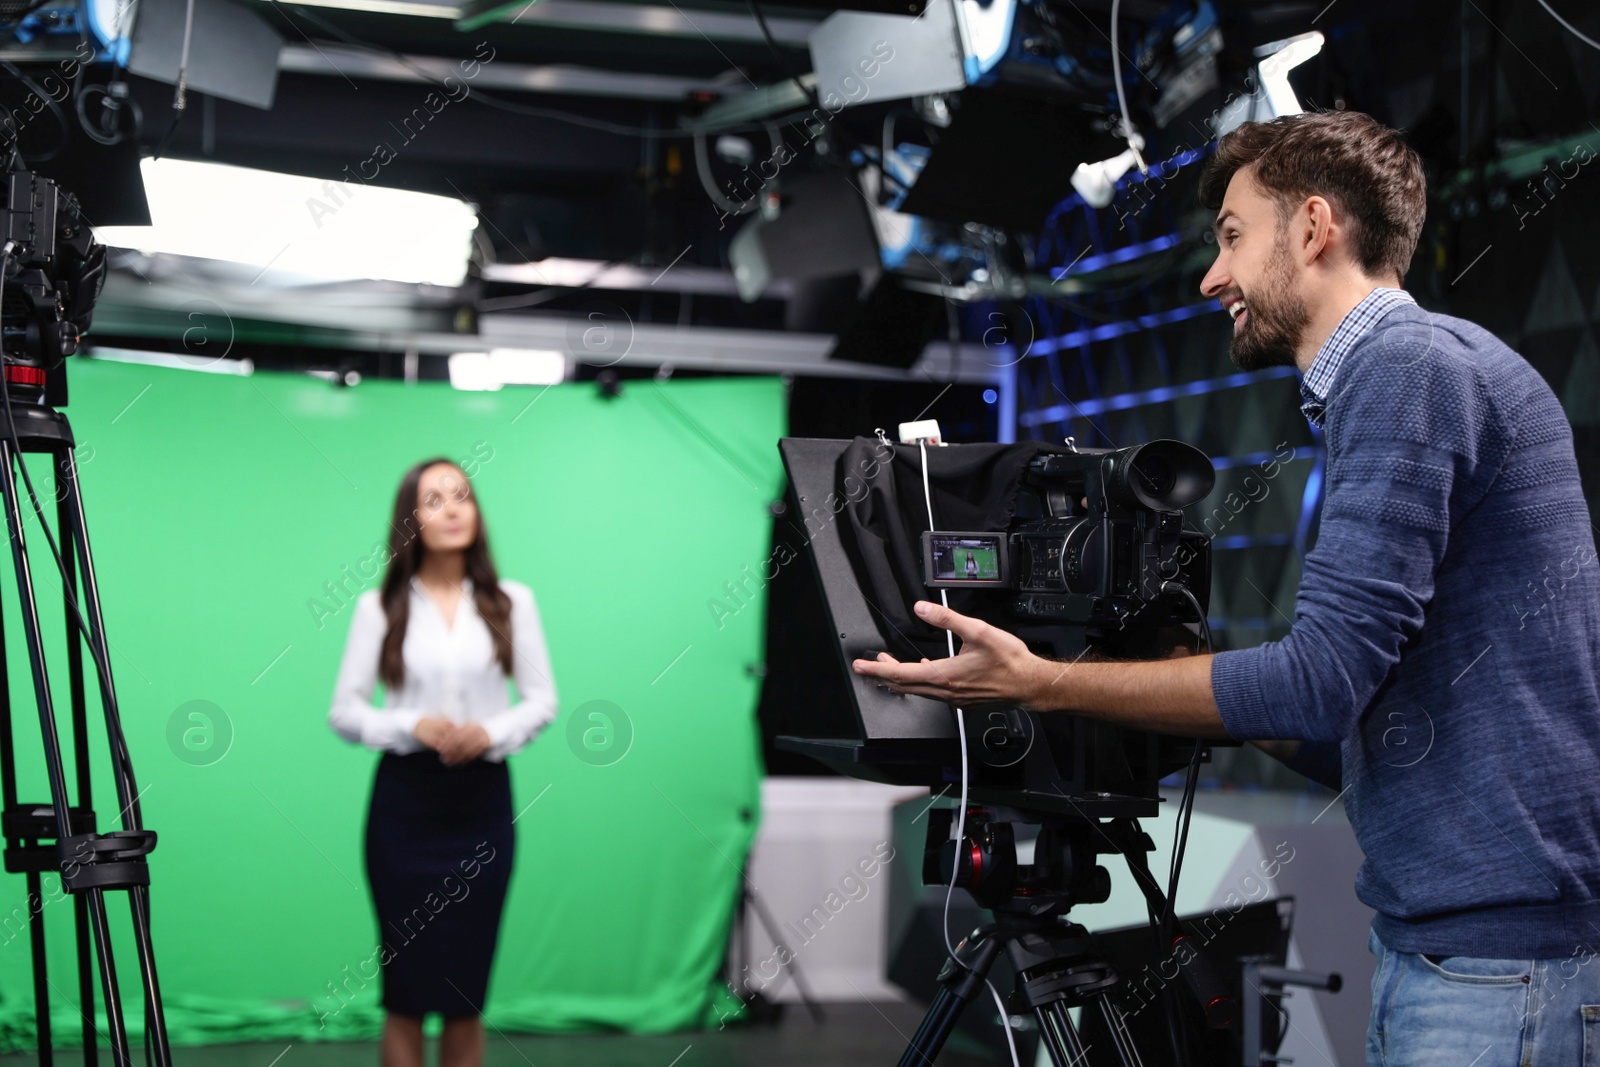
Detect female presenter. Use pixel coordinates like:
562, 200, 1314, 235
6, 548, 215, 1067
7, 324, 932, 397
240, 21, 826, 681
329, 457, 558, 1067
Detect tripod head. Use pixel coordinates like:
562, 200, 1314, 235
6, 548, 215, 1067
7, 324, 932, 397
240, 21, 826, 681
921, 802, 1238, 1044
924, 804, 1134, 915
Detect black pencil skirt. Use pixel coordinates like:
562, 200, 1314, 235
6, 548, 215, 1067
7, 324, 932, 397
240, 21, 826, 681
363, 750, 515, 1018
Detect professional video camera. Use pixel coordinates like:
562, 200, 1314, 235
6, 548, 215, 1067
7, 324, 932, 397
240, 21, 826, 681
923, 439, 1214, 657
776, 433, 1238, 1067
777, 433, 1219, 810
0, 166, 107, 407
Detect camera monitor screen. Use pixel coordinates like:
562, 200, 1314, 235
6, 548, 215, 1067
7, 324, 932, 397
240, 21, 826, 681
923, 531, 1008, 588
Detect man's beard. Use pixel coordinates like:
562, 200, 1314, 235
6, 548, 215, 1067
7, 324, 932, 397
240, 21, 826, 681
1228, 233, 1310, 371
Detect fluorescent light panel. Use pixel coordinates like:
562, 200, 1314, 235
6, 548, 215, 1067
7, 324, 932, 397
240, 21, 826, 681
253, 0, 458, 17
449, 349, 567, 390
94, 158, 478, 286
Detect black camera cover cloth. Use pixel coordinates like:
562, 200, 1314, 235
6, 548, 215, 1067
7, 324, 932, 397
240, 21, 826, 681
837, 435, 1081, 663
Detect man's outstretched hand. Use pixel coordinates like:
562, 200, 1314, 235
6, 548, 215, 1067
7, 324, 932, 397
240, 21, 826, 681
851, 600, 1052, 710
854, 599, 1229, 736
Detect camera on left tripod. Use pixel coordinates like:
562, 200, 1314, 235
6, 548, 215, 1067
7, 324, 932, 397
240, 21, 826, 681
0, 165, 107, 406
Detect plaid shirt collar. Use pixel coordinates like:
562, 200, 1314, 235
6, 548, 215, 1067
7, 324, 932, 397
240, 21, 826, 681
1299, 287, 1416, 427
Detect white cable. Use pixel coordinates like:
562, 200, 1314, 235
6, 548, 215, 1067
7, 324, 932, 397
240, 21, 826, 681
1535, 0, 1600, 51
174, 0, 197, 110
917, 439, 1021, 1067
987, 978, 1022, 1066
1109, 0, 1149, 174
919, 441, 965, 963
692, 125, 787, 217
693, 128, 760, 217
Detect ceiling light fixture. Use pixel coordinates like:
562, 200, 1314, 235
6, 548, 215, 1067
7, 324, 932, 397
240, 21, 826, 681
94, 157, 478, 287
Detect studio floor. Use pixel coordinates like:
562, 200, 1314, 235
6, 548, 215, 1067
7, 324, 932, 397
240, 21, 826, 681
0, 1001, 1007, 1066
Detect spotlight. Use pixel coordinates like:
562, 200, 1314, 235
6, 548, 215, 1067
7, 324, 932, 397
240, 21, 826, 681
1256, 32, 1325, 118
1070, 135, 1147, 209
1212, 30, 1325, 137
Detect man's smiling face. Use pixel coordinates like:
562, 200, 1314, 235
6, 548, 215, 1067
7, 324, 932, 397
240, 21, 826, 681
1200, 165, 1311, 371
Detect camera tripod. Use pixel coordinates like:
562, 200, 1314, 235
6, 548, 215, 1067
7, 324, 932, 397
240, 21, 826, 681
724, 854, 825, 1026
902, 910, 1147, 1067
0, 398, 169, 1066
897, 808, 1232, 1067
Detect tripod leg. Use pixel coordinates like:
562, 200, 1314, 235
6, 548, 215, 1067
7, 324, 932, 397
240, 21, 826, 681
58, 444, 172, 1067
742, 881, 824, 1022
0, 551, 44, 1063
897, 985, 966, 1067
1093, 996, 1145, 1067
55, 451, 93, 839
55, 450, 99, 1067
0, 438, 133, 1066
52, 446, 134, 830
75, 891, 97, 1067
1034, 1001, 1091, 1067
27, 870, 52, 1067
89, 901, 130, 1065
1030, 995, 1146, 1067
897, 929, 1005, 1067
126, 887, 167, 1063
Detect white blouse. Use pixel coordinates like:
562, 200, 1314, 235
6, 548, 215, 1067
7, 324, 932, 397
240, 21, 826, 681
328, 576, 558, 762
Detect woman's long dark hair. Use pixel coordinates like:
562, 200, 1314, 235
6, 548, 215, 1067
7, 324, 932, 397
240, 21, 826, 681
377, 457, 513, 689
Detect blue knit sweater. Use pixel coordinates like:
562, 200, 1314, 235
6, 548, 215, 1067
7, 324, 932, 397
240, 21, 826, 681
1210, 302, 1600, 959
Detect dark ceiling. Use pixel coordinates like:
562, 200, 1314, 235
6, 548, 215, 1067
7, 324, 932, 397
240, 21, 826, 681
1, 0, 1596, 375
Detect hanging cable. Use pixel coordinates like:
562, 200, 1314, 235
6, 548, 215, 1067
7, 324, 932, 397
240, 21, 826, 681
175, 0, 198, 109
1108, 0, 1148, 174
1534, 0, 1600, 51
151, 0, 198, 158
694, 128, 762, 217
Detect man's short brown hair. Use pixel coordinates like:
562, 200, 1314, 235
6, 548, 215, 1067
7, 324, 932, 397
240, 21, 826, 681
1197, 110, 1427, 284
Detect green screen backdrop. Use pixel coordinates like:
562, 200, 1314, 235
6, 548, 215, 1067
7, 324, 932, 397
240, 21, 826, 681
0, 356, 782, 1049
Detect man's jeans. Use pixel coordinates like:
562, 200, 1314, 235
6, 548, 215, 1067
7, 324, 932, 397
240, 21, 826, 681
1367, 926, 1600, 1065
